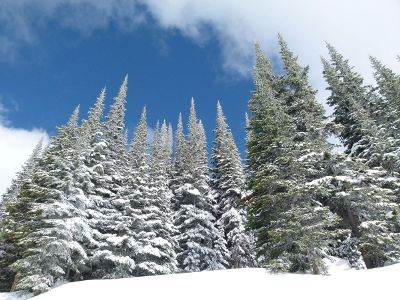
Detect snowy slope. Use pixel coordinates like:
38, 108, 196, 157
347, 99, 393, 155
1, 260, 399, 300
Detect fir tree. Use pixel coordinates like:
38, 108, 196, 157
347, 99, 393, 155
247, 43, 342, 274
128, 107, 148, 171
81, 87, 106, 147
174, 113, 186, 175
369, 56, 400, 131
0, 140, 43, 220
173, 99, 229, 272
133, 122, 178, 275
0, 140, 43, 292
5, 107, 89, 294
88, 77, 137, 279
322, 48, 400, 268
314, 152, 400, 268
322, 45, 372, 155
211, 101, 255, 268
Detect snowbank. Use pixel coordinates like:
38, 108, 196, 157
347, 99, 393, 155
1, 261, 399, 300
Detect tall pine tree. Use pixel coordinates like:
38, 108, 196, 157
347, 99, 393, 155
211, 101, 255, 268
0, 140, 43, 292
247, 42, 342, 274
6, 107, 89, 293
88, 77, 136, 279
173, 99, 229, 272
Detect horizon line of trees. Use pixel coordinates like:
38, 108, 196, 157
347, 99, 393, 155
1, 35, 400, 295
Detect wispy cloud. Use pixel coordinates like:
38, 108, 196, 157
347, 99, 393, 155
0, 95, 10, 125
0, 101, 8, 114
0, 0, 146, 61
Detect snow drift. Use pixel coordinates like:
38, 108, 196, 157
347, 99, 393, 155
1, 259, 398, 300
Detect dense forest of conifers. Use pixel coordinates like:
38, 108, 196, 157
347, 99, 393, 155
1, 36, 400, 295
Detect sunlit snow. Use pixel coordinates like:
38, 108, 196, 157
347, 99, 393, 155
1, 259, 398, 300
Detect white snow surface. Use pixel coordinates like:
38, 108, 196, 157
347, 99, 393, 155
1, 259, 399, 300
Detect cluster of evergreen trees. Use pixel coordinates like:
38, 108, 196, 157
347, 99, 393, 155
1, 36, 400, 295
0, 77, 254, 294
247, 37, 400, 274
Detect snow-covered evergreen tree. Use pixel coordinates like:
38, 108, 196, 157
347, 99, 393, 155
172, 99, 229, 272
247, 43, 342, 274
211, 101, 255, 268
331, 101, 400, 267
87, 77, 137, 279
0, 140, 43, 292
129, 107, 148, 171
278, 35, 328, 150
174, 113, 186, 175
369, 57, 400, 131
314, 152, 400, 268
4, 107, 89, 294
0, 140, 43, 219
322, 48, 400, 268
133, 122, 178, 275
322, 45, 372, 155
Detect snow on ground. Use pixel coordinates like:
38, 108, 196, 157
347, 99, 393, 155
1, 260, 399, 300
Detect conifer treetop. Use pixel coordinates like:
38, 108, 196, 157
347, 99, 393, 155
253, 43, 275, 91
106, 75, 128, 131
175, 112, 186, 172
129, 106, 148, 170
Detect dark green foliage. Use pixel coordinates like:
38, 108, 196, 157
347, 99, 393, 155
247, 40, 345, 274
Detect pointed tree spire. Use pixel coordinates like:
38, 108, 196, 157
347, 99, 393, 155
213, 101, 245, 187
186, 98, 206, 177
196, 119, 208, 178
79, 88, 106, 153
166, 122, 173, 165
188, 97, 198, 137
89, 87, 106, 125
254, 43, 277, 92
174, 113, 186, 172
57, 105, 82, 153
129, 106, 148, 170
67, 105, 80, 128
279, 36, 327, 150
369, 56, 400, 131
104, 75, 128, 156
322, 45, 369, 155
0, 139, 43, 216
82, 87, 106, 145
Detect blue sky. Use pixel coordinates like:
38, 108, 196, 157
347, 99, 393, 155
1, 0, 400, 194
0, 20, 252, 152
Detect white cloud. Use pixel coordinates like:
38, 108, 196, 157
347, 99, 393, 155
0, 105, 49, 197
141, 0, 400, 95
1, 0, 399, 95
